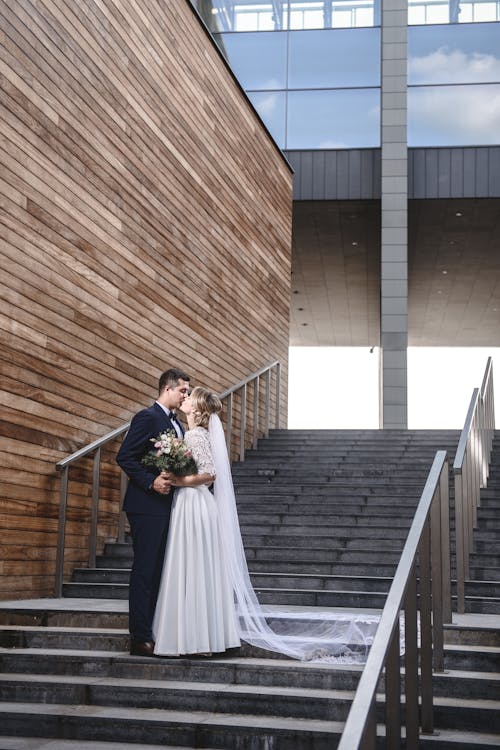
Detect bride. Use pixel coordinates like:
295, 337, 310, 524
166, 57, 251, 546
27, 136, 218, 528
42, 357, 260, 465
153, 386, 380, 661
153, 387, 240, 656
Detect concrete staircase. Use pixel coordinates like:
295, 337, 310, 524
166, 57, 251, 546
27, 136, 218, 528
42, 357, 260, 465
0, 429, 499, 749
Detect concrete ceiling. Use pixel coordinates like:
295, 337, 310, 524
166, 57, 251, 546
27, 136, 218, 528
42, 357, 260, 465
290, 198, 500, 347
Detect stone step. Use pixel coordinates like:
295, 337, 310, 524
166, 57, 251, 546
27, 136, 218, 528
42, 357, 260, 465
100, 545, 404, 566
0, 703, 346, 750
239, 524, 410, 539
0, 740, 213, 750
469, 568, 500, 582
418, 729, 500, 749
241, 535, 406, 550
1, 631, 498, 678
463, 597, 500, 615
61, 582, 390, 608
0, 670, 498, 729
72, 569, 394, 593
465, 581, 500, 598
0, 673, 356, 722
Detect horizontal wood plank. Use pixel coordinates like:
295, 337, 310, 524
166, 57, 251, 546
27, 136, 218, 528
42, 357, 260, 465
0, 0, 291, 600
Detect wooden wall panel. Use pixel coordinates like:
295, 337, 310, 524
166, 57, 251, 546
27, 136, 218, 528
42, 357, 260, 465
0, 0, 292, 600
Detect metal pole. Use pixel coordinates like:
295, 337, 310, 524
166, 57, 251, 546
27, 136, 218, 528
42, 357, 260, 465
275, 362, 281, 429
404, 568, 419, 750
253, 376, 259, 450
264, 369, 271, 438
226, 392, 233, 457
240, 384, 247, 461
454, 472, 465, 614
54, 466, 69, 597
439, 459, 452, 623
419, 519, 434, 734
88, 447, 101, 568
430, 489, 444, 672
360, 704, 377, 750
385, 627, 402, 749
117, 470, 128, 543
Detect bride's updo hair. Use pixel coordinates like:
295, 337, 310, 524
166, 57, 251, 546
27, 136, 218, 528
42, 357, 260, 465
190, 386, 222, 429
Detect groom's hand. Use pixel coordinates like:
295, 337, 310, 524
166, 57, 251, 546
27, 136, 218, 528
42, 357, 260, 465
152, 472, 172, 494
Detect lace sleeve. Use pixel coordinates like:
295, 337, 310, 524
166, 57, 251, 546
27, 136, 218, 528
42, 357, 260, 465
184, 428, 216, 476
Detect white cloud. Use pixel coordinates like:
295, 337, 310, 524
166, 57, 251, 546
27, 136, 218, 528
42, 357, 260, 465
410, 83, 500, 144
410, 47, 500, 84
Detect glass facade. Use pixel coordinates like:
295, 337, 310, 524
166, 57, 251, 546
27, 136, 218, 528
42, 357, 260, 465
191, 2, 500, 149
408, 22, 500, 145
216, 27, 381, 148
193, 0, 499, 29
193, 1, 379, 31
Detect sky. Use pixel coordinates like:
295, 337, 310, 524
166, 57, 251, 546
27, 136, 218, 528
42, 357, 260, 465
288, 347, 499, 429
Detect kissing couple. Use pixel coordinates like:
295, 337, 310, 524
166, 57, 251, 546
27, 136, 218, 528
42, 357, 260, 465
117, 367, 240, 657
117, 367, 381, 662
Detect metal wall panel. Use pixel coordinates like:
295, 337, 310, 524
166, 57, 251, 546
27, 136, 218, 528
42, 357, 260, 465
285, 149, 381, 200
287, 148, 500, 200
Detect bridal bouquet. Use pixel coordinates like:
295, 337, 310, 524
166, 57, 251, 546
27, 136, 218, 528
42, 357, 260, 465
141, 431, 198, 476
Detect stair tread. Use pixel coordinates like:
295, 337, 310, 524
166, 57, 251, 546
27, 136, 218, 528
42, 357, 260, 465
0, 740, 219, 750
0, 701, 343, 732
0, 672, 356, 699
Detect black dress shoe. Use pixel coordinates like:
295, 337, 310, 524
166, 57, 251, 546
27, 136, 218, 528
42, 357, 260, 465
130, 640, 155, 657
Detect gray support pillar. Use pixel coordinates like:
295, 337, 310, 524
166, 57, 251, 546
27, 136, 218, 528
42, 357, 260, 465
380, 0, 408, 428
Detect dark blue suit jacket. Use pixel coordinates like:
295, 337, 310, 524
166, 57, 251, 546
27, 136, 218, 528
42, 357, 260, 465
117, 402, 181, 516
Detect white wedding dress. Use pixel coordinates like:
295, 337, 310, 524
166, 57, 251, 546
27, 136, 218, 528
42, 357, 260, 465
153, 415, 381, 663
153, 426, 241, 656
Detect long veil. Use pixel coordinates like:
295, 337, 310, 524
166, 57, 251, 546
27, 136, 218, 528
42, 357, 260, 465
208, 414, 381, 663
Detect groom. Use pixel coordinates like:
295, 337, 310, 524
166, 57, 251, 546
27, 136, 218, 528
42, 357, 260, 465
117, 367, 190, 656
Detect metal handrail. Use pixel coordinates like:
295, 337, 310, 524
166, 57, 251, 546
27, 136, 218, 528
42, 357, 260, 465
453, 357, 495, 613
337, 451, 451, 750
54, 360, 281, 596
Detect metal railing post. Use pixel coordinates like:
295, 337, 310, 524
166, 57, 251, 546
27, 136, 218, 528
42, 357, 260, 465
439, 459, 452, 623
88, 447, 101, 568
404, 568, 419, 750
54, 466, 69, 597
117, 470, 128, 543
385, 627, 402, 749
275, 361, 281, 429
226, 392, 233, 456
239, 384, 247, 461
430, 491, 445, 672
264, 369, 271, 437
419, 518, 434, 734
253, 376, 259, 450
454, 472, 466, 613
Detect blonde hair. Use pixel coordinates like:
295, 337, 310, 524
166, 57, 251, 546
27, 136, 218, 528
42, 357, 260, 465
190, 386, 222, 429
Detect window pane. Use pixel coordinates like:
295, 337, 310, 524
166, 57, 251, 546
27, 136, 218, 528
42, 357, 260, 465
408, 83, 500, 145
193, 1, 288, 32
288, 0, 377, 29
287, 88, 380, 148
407, 0, 500, 24
216, 31, 287, 89
409, 22, 500, 84
289, 28, 381, 88
247, 91, 286, 147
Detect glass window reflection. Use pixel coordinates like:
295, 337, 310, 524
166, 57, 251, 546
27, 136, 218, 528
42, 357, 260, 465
408, 83, 500, 145
289, 28, 380, 88
191, 0, 377, 31
287, 88, 380, 148
216, 32, 287, 89
247, 91, 287, 147
408, 0, 500, 24
409, 22, 500, 84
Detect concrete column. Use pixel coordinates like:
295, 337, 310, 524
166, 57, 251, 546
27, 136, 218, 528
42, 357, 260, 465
380, 0, 408, 428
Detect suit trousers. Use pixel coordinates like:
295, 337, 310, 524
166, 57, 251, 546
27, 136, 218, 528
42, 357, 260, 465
127, 511, 171, 642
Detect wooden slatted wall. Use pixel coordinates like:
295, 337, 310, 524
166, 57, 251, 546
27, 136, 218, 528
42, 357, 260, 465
0, 0, 292, 600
